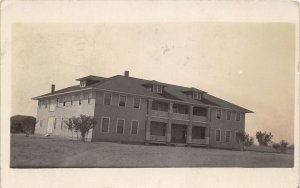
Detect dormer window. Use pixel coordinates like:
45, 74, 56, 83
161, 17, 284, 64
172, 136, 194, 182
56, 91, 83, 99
153, 85, 163, 94
193, 92, 202, 100
80, 81, 86, 88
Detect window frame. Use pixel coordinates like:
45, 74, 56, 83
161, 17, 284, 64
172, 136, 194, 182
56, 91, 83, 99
133, 97, 141, 109
103, 93, 112, 105
61, 118, 64, 129
225, 130, 231, 143
87, 94, 92, 104
215, 129, 221, 142
130, 120, 139, 135
118, 95, 127, 107
236, 112, 241, 121
71, 96, 74, 106
216, 109, 222, 119
226, 111, 231, 120
116, 118, 125, 134
79, 95, 83, 105
53, 118, 57, 129
100, 117, 110, 133
235, 131, 239, 143
63, 97, 67, 106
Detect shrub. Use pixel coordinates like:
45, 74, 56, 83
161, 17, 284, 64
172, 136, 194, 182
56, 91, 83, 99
255, 131, 273, 146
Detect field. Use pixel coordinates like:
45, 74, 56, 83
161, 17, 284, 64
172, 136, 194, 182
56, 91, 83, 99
10, 134, 293, 168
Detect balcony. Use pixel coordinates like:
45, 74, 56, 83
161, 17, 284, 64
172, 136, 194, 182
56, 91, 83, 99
150, 135, 167, 142
192, 115, 208, 122
152, 110, 169, 118
172, 113, 189, 120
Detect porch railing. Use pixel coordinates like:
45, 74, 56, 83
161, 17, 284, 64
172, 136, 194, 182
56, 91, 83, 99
152, 110, 169, 118
150, 135, 167, 142
192, 115, 207, 122
172, 113, 189, 120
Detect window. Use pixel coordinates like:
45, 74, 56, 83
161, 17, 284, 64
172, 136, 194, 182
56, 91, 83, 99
88, 94, 92, 104
45, 101, 48, 108
56, 98, 59, 106
61, 118, 64, 129
54, 118, 57, 129
49, 104, 56, 112
192, 126, 205, 139
79, 95, 82, 105
226, 111, 231, 120
150, 121, 166, 136
80, 81, 86, 87
131, 120, 139, 135
71, 96, 74, 105
193, 92, 202, 100
116, 119, 125, 134
225, 130, 231, 142
101, 117, 110, 133
216, 109, 222, 119
119, 95, 126, 107
215, 130, 221, 142
236, 112, 241, 121
39, 120, 43, 127
63, 97, 66, 106
133, 97, 140, 108
235, 131, 239, 143
104, 93, 112, 105
152, 85, 163, 94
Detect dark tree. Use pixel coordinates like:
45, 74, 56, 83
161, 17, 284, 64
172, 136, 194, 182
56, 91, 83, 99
255, 131, 273, 146
236, 131, 254, 151
65, 115, 97, 142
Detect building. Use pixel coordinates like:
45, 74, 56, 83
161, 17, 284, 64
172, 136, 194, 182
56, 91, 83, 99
33, 71, 253, 149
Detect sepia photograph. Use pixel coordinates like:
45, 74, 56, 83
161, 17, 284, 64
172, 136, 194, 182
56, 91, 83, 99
10, 22, 295, 168
1, 1, 299, 188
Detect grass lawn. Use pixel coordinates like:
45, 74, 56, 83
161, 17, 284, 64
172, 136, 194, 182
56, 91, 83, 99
10, 134, 294, 168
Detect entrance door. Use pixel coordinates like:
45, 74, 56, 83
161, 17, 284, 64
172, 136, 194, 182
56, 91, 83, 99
171, 124, 187, 143
47, 117, 54, 134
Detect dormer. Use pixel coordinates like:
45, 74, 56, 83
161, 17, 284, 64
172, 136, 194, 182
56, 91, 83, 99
182, 87, 207, 100
76, 75, 106, 88
143, 80, 167, 94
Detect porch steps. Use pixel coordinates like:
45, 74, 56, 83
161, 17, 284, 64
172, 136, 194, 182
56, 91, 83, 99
171, 143, 187, 147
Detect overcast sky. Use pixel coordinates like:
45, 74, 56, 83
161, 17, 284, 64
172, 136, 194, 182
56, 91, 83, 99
12, 22, 295, 143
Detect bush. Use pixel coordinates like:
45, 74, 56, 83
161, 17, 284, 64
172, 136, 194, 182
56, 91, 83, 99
288, 144, 294, 150
279, 140, 288, 153
236, 131, 254, 151
272, 143, 280, 152
255, 131, 273, 146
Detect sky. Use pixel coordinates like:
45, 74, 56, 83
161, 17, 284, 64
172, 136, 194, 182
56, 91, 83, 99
11, 22, 295, 143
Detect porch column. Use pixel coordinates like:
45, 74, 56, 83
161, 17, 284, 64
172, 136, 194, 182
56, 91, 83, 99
207, 108, 211, 121
187, 105, 193, 145
166, 102, 173, 144
146, 99, 153, 142
205, 126, 210, 145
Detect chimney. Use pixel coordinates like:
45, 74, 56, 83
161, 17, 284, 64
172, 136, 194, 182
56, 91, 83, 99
51, 84, 55, 93
124, 70, 129, 77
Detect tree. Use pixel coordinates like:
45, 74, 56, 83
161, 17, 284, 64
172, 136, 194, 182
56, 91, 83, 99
272, 143, 280, 152
64, 115, 97, 142
255, 131, 273, 146
279, 140, 288, 153
236, 131, 254, 151
288, 144, 294, 150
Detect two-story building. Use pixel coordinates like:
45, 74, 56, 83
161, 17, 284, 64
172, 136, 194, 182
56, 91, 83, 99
33, 71, 253, 149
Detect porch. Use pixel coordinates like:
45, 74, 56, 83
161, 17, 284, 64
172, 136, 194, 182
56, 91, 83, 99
147, 121, 209, 146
